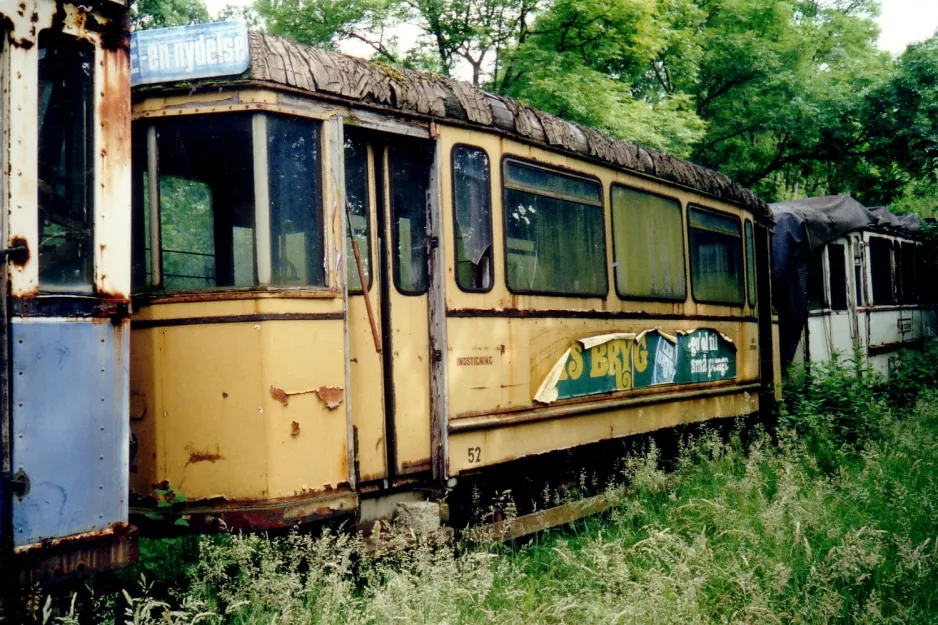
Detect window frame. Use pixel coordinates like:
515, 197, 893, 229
744, 220, 757, 309
450, 143, 495, 294
345, 133, 374, 294
131, 112, 329, 296
686, 204, 746, 307
389, 143, 433, 297
37, 31, 97, 295
868, 235, 895, 306
827, 242, 849, 312
266, 113, 326, 288
609, 183, 687, 303
500, 155, 608, 299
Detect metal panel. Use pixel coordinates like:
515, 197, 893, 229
11, 319, 129, 546
427, 136, 450, 481
130, 23, 250, 87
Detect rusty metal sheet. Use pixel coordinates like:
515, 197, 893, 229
13, 523, 137, 587
131, 489, 357, 535
11, 318, 130, 548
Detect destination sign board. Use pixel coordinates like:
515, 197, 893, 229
130, 22, 250, 87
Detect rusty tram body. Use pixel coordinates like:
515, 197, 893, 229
127, 28, 781, 532
0, 0, 136, 585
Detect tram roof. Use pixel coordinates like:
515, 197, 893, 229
135, 31, 771, 221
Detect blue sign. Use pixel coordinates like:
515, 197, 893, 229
131, 22, 250, 87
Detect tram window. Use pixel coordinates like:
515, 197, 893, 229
745, 221, 757, 308
917, 246, 932, 305
855, 265, 865, 307
688, 207, 744, 305
268, 116, 324, 287
37, 33, 95, 293
900, 242, 917, 304
503, 160, 606, 296
610, 185, 685, 301
828, 244, 848, 311
453, 146, 493, 292
805, 253, 826, 311
157, 176, 216, 289
135, 115, 256, 291
389, 145, 432, 295
869, 237, 894, 305
344, 135, 371, 292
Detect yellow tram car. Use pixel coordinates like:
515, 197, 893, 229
128, 28, 781, 531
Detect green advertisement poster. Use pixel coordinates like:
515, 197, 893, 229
535, 328, 737, 403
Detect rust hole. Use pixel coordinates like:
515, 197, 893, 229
185, 444, 224, 467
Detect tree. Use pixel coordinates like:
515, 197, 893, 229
248, 0, 936, 213
133, 0, 212, 30
494, 0, 707, 155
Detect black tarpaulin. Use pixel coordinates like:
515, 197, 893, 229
769, 195, 918, 367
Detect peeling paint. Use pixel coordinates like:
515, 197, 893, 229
269, 384, 345, 409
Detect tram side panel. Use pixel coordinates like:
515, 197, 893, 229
437, 128, 764, 477
2, 0, 135, 583
127, 110, 357, 531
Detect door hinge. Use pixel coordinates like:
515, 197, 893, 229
3, 471, 29, 499
431, 349, 443, 364
428, 236, 439, 250
0, 242, 28, 265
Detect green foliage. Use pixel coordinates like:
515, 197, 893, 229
132, 0, 938, 215
782, 350, 886, 454
496, 0, 707, 155
22, 344, 938, 624
133, 0, 211, 30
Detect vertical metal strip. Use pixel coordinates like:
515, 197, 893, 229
427, 134, 450, 482
253, 114, 272, 285
329, 116, 356, 490
146, 125, 162, 287
0, 37, 12, 571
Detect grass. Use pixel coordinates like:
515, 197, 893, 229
24, 348, 938, 624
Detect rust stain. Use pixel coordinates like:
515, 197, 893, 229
129, 390, 147, 421
315, 386, 344, 409
185, 444, 224, 467
270, 385, 345, 410
7, 235, 29, 267
290, 421, 301, 436
270, 385, 289, 405
401, 458, 432, 472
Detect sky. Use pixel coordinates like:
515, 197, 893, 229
877, 0, 938, 53
203, 0, 938, 57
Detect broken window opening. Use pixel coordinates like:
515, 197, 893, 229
453, 145, 493, 292
344, 134, 372, 293
37, 32, 95, 293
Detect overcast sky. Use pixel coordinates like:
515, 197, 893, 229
204, 0, 938, 57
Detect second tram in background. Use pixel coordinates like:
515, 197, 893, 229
0, 0, 136, 586
772, 195, 937, 374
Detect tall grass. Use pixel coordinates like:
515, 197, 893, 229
25, 345, 938, 624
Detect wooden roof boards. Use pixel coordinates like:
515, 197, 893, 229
135, 30, 771, 220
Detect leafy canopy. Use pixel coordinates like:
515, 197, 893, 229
133, 0, 938, 214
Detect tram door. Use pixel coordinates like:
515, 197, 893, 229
6, 33, 131, 566
345, 132, 434, 481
